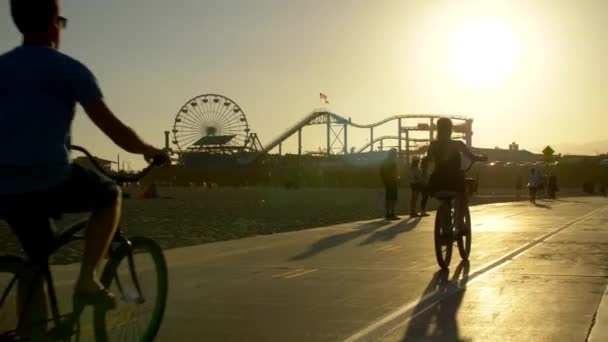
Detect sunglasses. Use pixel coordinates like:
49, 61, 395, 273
56, 16, 68, 29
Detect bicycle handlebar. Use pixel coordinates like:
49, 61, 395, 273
464, 160, 476, 173
70, 145, 163, 183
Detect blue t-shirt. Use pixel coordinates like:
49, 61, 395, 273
0, 46, 102, 194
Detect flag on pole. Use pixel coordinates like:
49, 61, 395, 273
320, 93, 329, 104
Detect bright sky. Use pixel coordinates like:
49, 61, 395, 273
2, 0, 608, 168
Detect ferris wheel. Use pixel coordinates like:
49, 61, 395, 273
172, 94, 250, 152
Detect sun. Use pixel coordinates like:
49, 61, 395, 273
447, 18, 520, 87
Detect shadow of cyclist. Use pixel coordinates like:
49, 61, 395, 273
401, 261, 471, 342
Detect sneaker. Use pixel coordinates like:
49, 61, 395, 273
419, 212, 430, 217
389, 215, 401, 220
409, 213, 419, 218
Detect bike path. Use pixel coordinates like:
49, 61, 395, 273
33, 198, 608, 341
152, 197, 608, 341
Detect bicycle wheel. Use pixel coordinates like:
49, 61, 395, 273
457, 206, 472, 260
434, 202, 453, 269
94, 237, 168, 342
0, 256, 48, 341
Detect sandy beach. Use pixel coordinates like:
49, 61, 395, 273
0, 186, 589, 264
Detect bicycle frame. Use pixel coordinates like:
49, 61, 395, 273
1, 220, 138, 340
433, 161, 478, 236
0, 220, 89, 337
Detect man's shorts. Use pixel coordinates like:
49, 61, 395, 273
0, 163, 119, 260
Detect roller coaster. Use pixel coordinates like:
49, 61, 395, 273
164, 93, 474, 165
256, 110, 473, 159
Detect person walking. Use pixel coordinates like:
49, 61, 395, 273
381, 149, 400, 220
548, 174, 558, 199
409, 156, 423, 218
0, 0, 171, 330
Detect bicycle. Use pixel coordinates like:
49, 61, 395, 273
433, 161, 478, 269
0, 145, 168, 341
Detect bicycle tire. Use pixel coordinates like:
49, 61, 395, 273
0, 255, 48, 341
434, 202, 453, 269
94, 237, 168, 342
456, 206, 472, 260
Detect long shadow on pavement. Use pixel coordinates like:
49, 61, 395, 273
359, 217, 421, 245
290, 220, 389, 260
401, 261, 470, 342
533, 202, 552, 209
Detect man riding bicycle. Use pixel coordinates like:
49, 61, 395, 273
424, 118, 487, 232
0, 0, 170, 317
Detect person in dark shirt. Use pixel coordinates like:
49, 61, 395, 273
381, 148, 400, 220
548, 174, 558, 199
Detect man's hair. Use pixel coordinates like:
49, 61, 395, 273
10, 0, 58, 34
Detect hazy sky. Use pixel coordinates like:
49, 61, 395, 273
2, 0, 608, 168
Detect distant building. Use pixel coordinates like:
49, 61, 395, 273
472, 146, 540, 163
508, 142, 519, 151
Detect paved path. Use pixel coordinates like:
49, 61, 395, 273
10, 197, 606, 341
151, 197, 608, 341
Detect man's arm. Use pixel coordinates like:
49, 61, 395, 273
67, 59, 169, 163
82, 99, 168, 162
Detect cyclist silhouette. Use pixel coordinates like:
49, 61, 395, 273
425, 118, 487, 231
0, 0, 170, 326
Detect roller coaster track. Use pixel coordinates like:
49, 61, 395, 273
356, 134, 469, 153
245, 110, 472, 163
355, 136, 430, 153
